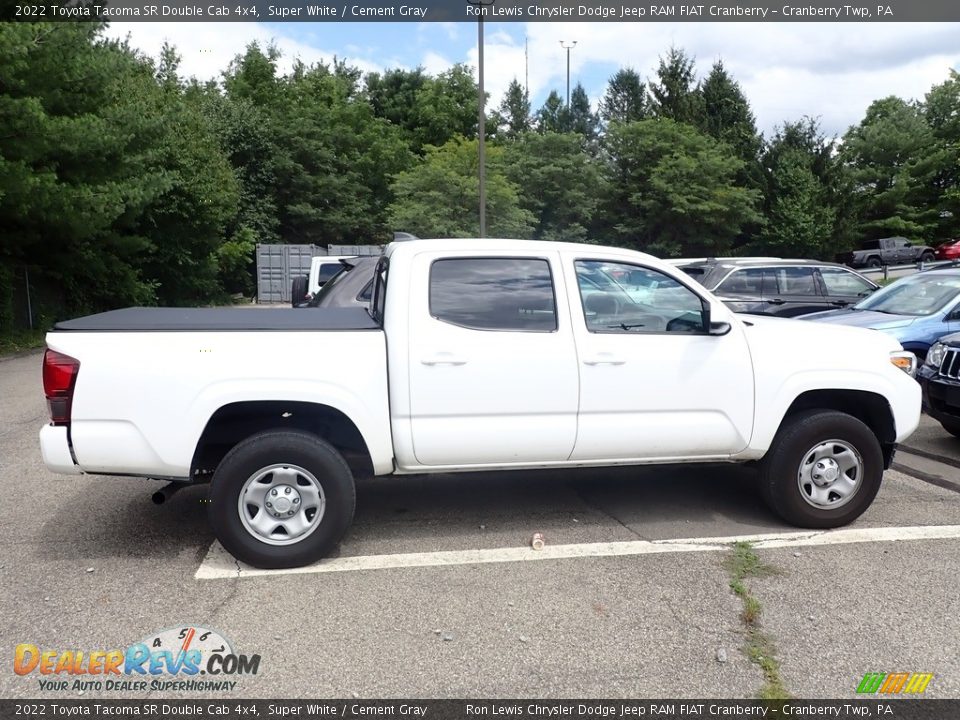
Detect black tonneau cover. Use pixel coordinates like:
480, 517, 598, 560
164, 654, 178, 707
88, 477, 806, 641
53, 307, 380, 332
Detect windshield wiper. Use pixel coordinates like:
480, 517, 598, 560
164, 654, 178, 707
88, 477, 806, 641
608, 323, 645, 330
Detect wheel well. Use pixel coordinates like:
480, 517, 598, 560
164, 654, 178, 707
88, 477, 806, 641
783, 390, 896, 467
191, 401, 373, 479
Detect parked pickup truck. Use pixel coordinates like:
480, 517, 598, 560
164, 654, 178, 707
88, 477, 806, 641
836, 237, 935, 269
40, 240, 921, 568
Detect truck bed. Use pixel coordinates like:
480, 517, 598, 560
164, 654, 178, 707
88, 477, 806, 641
53, 307, 380, 332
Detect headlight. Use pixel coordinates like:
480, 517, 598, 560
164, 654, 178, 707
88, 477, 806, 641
890, 351, 917, 377
926, 342, 947, 369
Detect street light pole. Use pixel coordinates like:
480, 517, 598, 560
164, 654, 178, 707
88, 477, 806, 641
469, 0, 496, 238
560, 40, 577, 107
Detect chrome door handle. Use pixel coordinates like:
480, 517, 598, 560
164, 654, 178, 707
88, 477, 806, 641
421, 353, 468, 366
583, 354, 626, 366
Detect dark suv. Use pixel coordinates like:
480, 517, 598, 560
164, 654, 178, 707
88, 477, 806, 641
680, 259, 879, 317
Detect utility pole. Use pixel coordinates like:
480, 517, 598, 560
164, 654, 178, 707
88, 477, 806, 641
468, 0, 497, 238
560, 40, 577, 107
525, 35, 529, 98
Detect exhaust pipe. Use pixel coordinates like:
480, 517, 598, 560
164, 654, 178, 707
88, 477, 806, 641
152, 482, 185, 505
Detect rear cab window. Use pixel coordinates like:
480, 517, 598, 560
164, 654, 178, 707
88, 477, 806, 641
429, 257, 558, 332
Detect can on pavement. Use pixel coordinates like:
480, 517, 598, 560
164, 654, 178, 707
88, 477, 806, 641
531, 532, 545, 551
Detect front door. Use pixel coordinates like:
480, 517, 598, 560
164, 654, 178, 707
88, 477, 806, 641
568, 259, 755, 461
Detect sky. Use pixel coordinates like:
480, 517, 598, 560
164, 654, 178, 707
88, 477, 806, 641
104, 21, 960, 138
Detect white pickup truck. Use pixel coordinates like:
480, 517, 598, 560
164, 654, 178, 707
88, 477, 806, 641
40, 239, 921, 568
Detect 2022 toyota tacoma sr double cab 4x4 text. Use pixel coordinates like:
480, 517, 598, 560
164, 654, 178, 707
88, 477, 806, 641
40, 239, 921, 568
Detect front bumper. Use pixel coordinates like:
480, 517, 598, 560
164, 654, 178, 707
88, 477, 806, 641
918, 364, 960, 424
39, 425, 83, 475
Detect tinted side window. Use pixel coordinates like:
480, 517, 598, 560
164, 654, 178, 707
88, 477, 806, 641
774, 267, 817, 295
317, 263, 343, 285
819, 268, 875, 297
575, 260, 706, 334
430, 258, 557, 332
717, 268, 771, 295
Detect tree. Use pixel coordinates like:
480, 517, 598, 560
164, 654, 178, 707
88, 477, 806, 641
536, 90, 567, 133
502, 132, 607, 242
756, 148, 836, 258
388, 137, 535, 238
567, 84, 599, 142
841, 96, 944, 242
699, 60, 760, 163
599, 68, 647, 126
759, 119, 852, 257
494, 79, 531, 139
603, 119, 762, 257
365, 67, 428, 137
924, 70, 960, 239
411, 64, 481, 148
648, 47, 703, 125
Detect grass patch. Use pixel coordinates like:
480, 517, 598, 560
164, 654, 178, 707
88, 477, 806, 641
0, 329, 45, 357
725, 541, 791, 701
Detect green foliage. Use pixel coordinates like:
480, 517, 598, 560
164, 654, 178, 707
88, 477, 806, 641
411, 64, 480, 148
600, 68, 647, 126
604, 119, 762, 257
924, 70, 960, 239
758, 119, 850, 258
494, 79, 531, 139
841, 97, 945, 242
648, 46, 704, 125
536, 90, 566, 134
502, 132, 606, 242
568, 84, 600, 143
388, 136, 535, 239
700, 61, 761, 164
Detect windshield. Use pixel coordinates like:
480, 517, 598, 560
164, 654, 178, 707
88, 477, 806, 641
854, 274, 960, 316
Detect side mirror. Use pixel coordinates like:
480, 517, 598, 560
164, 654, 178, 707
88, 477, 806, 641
709, 321, 732, 336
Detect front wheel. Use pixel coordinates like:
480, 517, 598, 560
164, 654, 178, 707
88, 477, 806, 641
209, 430, 356, 568
759, 410, 883, 528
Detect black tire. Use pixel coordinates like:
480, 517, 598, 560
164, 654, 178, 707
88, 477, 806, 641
758, 410, 883, 529
291, 275, 309, 307
940, 420, 960, 439
209, 430, 355, 569
866, 257, 882, 268
920, 251, 935, 264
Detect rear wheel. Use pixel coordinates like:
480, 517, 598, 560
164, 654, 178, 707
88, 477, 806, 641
759, 410, 883, 528
291, 275, 309, 307
866, 257, 882, 268
209, 430, 355, 569
940, 420, 960, 439
920, 251, 935, 264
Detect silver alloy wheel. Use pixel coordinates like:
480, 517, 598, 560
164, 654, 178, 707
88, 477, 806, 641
238, 464, 326, 545
796, 439, 863, 510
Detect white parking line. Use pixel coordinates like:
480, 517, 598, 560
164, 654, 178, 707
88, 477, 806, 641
194, 524, 960, 580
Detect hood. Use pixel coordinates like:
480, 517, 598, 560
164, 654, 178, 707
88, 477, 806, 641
800, 309, 917, 330
739, 313, 901, 351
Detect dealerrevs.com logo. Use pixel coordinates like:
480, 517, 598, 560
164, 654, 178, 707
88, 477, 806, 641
14, 626, 261, 693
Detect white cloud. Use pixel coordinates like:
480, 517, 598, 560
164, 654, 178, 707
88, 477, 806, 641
421, 51, 453, 76
103, 22, 385, 82
514, 22, 960, 135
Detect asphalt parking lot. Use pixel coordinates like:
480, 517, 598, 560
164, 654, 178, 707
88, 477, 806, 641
2, 349, 959, 700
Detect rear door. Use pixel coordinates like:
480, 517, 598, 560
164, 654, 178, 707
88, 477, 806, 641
766, 266, 829, 316
406, 252, 579, 466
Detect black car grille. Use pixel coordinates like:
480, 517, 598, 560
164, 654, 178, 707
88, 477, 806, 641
940, 348, 960, 380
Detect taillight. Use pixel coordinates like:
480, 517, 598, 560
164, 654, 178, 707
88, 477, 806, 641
43, 349, 80, 425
